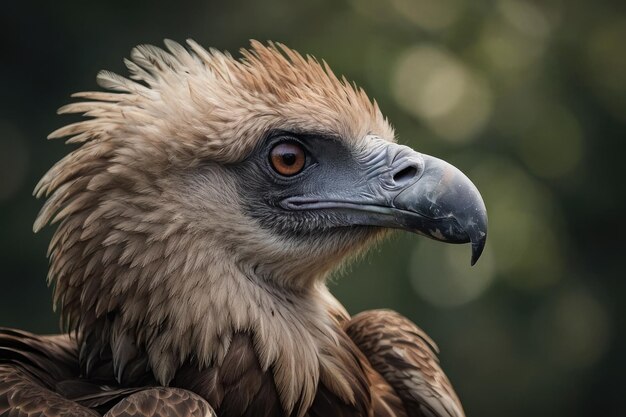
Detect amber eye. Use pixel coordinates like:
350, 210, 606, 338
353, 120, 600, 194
269, 142, 306, 176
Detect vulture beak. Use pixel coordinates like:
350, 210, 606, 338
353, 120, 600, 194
281, 140, 488, 265
388, 151, 487, 265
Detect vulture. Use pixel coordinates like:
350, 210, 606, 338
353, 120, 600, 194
0, 40, 487, 417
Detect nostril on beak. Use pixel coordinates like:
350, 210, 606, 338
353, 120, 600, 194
392, 165, 418, 186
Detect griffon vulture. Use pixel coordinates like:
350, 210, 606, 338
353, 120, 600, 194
0, 40, 487, 417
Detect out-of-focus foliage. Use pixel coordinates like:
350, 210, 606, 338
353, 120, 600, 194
1, 1, 624, 416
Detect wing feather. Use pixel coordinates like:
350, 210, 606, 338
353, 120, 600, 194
103, 388, 215, 417
344, 310, 465, 417
0, 365, 99, 417
0, 328, 146, 416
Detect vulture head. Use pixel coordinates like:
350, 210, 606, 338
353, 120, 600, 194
33, 40, 487, 415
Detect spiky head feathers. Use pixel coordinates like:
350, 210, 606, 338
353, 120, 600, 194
42, 40, 391, 168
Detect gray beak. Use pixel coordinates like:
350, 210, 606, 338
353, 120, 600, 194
281, 141, 488, 265
390, 153, 488, 265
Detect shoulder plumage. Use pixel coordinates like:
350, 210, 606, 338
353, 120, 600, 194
345, 310, 465, 417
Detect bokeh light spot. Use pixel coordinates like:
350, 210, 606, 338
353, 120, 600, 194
348, 0, 396, 23
476, 18, 547, 74
410, 240, 495, 308
389, 0, 463, 31
498, 0, 551, 39
392, 45, 493, 143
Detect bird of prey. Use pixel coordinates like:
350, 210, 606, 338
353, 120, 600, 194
0, 40, 487, 417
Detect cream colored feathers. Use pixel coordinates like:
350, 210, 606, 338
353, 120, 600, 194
32, 40, 395, 417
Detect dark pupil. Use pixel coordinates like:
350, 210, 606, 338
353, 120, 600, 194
281, 153, 297, 166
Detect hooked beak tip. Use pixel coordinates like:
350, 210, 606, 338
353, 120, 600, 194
468, 221, 487, 266
470, 236, 486, 266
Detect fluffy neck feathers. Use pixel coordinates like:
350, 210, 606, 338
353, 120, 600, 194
46, 196, 362, 415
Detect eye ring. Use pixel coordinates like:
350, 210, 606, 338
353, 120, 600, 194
269, 141, 306, 176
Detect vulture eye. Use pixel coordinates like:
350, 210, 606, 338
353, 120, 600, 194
269, 142, 306, 176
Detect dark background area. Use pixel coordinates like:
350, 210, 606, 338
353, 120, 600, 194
1, 1, 625, 416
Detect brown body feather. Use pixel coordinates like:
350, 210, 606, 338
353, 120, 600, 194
1, 310, 460, 417
1, 40, 467, 417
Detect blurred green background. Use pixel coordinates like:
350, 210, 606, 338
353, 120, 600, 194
1, 0, 624, 416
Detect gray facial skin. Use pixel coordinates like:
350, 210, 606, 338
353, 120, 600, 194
237, 133, 487, 265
